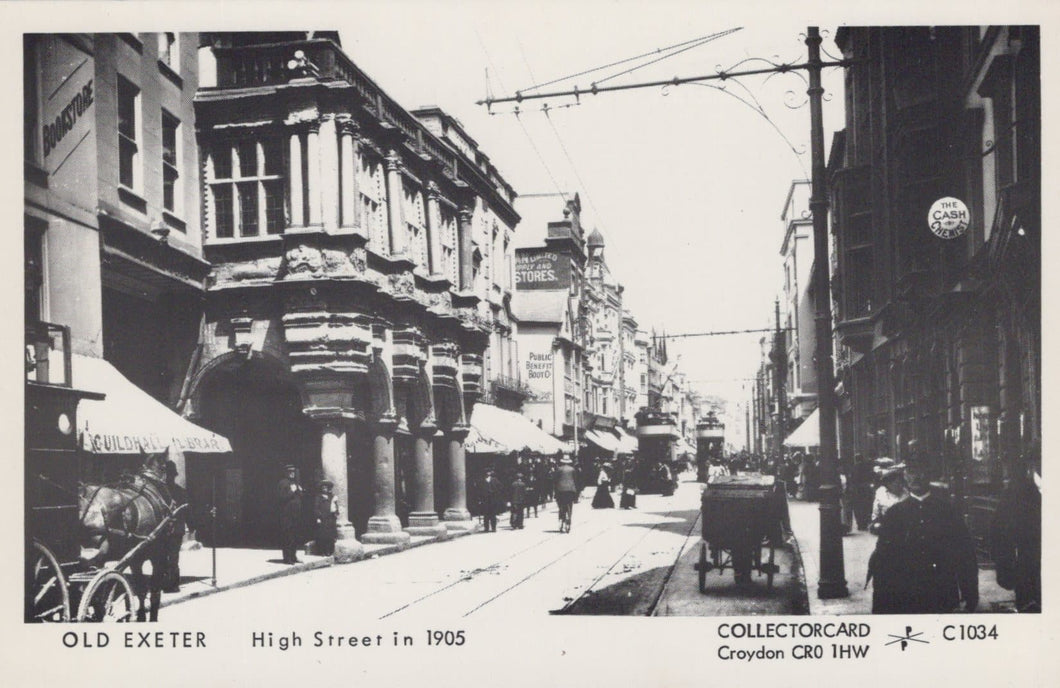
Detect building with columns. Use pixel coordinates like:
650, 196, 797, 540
187, 32, 520, 558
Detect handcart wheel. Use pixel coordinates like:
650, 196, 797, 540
27, 541, 70, 622
77, 570, 136, 622
698, 543, 707, 594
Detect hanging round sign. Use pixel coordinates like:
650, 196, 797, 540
927, 197, 970, 239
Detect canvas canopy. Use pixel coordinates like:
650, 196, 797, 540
467, 403, 566, 455
783, 408, 820, 448
74, 354, 232, 454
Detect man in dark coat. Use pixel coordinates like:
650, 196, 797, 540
990, 446, 1041, 612
479, 470, 502, 533
313, 480, 338, 556
277, 464, 304, 564
161, 460, 188, 592
850, 454, 875, 531
510, 472, 527, 529
869, 456, 978, 614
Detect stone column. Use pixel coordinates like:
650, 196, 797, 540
442, 424, 475, 531
385, 150, 407, 257
306, 123, 323, 226
315, 416, 363, 562
339, 121, 359, 229
405, 419, 448, 538
361, 413, 411, 546
426, 182, 443, 276
288, 130, 304, 227
457, 205, 474, 291
319, 117, 340, 232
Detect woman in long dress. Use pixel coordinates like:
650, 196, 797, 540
591, 465, 615, 509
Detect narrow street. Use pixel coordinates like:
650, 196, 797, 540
163, 476, 804, 621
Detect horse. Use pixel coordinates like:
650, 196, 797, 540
78, 456, 183, 621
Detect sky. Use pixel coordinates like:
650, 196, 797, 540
330, 2, 846, 445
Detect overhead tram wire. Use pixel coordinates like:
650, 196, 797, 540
515, 110, 569, 202
655, 327, 793, 339
518, 27, 742, 95
543, 108, 604, 232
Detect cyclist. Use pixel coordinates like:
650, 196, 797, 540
554, 455, 578, 533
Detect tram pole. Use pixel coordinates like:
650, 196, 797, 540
806, 26, 847, 599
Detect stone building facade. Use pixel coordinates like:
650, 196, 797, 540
186, 32, 520, 558
830, 26, 1039, 551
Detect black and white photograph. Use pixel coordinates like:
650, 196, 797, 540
11, 1, 1054, 685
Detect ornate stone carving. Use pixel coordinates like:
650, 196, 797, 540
286, 243, 325, 277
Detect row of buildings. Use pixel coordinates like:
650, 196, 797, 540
750, 26, 1040, 555
25, 31, 699, 559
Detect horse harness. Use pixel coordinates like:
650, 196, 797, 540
85, 474, 183, 544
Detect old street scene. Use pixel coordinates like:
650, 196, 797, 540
25, 21, 1039, 622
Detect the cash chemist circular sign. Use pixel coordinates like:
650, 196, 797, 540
928, 197, 970, 239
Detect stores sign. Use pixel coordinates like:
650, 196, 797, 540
515, 250, 570, 290
928, 197, 970, 239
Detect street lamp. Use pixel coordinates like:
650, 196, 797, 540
806, 26, 847, 598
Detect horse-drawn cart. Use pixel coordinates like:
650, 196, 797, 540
26, 323, 188, 623
696, 474, 789, 591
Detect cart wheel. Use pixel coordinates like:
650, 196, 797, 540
712, 546, 722, 572
766, 544, 776, 589
27, 541, 70, 622
76, 571, 136, 622
698, 543, 707, 594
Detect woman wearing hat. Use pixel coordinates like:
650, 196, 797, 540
869, 463, 907, 534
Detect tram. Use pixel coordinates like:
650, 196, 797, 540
633, 408, 680, 495
695, 410, 725, 482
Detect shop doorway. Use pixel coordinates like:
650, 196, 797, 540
195, 359, 315, 547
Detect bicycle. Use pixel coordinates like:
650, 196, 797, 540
556, 492, 575, 533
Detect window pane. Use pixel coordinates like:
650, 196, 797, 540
237, 181, 259, 236
262, 138, 283, 176
163, 166, 177, 212
162, 112, 178, 167
117, 76, 137, 139
263, 179, 285, 233
237, 140, 257, 177
212, 146, 231, 179
212, 184, 232, 238
119, 138, 136, 187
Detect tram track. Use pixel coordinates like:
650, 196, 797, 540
378, 506, 613, 619
554, 502, 703, 616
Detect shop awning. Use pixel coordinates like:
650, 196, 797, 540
75, 354, 232, 454
584, 429, 620, 453
467, 403, 566, 455
613, 427, 638, 454
783, 408, 820, 448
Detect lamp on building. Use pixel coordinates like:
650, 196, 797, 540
150, 220, 170, 243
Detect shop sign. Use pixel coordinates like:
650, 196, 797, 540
928, 197, 970, 239
970, 405, 992, 462
515, 249, 570, 290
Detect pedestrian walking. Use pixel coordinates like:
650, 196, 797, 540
277, 464, 304, 564
479, 469, 502, 533
591, 464, 615, 509
867, 454, 978, 614
510, 472, 527, 529
990, 444, 1041, 612
313, 479, 338, 556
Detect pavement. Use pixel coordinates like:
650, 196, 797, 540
158, 523, 481, 609
788, 499, 1017, 614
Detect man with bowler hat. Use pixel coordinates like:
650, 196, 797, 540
510, 471, 527, 529
313, 479, 338, 556
868, 451, 978, 614
277, 464, 304, 564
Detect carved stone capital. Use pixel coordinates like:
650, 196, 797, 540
385, 149, 402, 173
